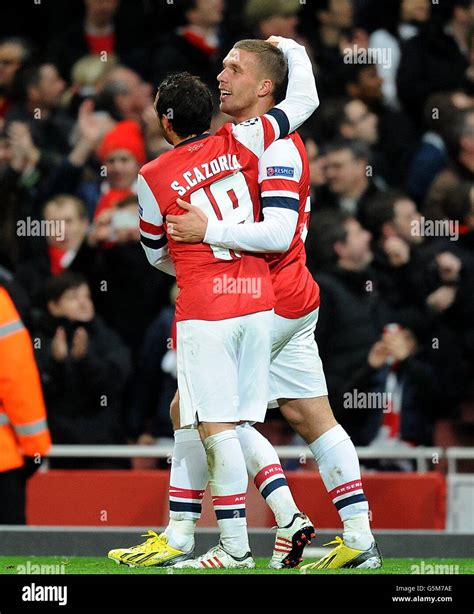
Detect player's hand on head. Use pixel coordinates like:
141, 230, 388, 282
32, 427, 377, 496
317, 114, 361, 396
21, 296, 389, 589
266, 36, 283, 47
166, 199, 208, 243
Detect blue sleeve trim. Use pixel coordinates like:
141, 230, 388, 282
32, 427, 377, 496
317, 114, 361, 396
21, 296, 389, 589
140, 234, 168, 250
267, 107, 290, 138
262, 196, 299, 212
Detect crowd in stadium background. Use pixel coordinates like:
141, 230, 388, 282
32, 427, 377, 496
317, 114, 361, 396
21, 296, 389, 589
0, 0, 473, 470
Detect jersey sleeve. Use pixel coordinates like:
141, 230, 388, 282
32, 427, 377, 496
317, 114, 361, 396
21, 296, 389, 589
137, 173, 175, 276
259, 138, 302, 212
203, 141, 300, 253
230, 38, 319, 159
273, 37, 319, 135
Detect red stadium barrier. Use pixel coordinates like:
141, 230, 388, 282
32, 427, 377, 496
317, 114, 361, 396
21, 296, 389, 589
27, 470, 446, 529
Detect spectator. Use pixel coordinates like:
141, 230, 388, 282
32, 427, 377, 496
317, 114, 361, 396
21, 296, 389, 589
397, 0, 474, 124
344, 62, 417, 185
6, 63, 72, 160
0, 37, 33, 119
151, 0, 224, 97
315, 138, 385, 225
368, 0, 431, 109
78, 195, 173, 359
245, 0, 301, 39
301, 134, 327, 203
47, 0, 148, 81
319, 96, 396, 183
42, 99, 116, 218
128, 284, 179, 456
406, 91, 474, 202
441, 180, 474, 251
34, 272, 131, 468
95, 65, 152, 124
307, 211, 393, 437
304, 0, 364, 97
363, 190, 426, 312
425, 107, 474, 219
16, 195, 90, 303
63, 53, 119, 117
93, 119, 145, 217
346, 322, 438, 454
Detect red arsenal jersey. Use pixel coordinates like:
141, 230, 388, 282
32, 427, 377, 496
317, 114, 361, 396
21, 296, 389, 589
138, 113, 290, 322
258, 132, 320, 319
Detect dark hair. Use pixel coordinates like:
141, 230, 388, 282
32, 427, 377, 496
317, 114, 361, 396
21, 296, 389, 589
423, 91, 459, 133
363, 190, 408, 242
306, 209, 352, 270
12, 62, 54, 104
45, 272, 88, 304
366, 0, 401, 38
444, 108, 474, 159
319, 96, 351, 141
180, 0, 198, 13
343, 61, 378, 87
440, 0, 472, 22
441, 181, 473, 222
315, 0, 335, 17
323, 137, 371, 161
154, 72, 213, 139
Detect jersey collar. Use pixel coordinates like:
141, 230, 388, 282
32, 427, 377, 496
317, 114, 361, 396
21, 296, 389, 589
174, 133, 210, 149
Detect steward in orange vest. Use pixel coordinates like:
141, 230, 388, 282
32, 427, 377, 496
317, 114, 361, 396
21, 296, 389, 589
0, 286, 51, 523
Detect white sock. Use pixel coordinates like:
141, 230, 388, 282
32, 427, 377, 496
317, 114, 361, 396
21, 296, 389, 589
204, 430, 250, 558
165, 428, 208, 552
237, 423, 300, 528
309, 424, 373, 551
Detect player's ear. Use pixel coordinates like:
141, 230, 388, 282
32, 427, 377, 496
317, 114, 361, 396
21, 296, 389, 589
160, 114, 171, 133
258, 79, 273, 98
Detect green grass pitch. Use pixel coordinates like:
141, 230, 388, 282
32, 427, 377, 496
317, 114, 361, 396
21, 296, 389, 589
1, 557, 473, 574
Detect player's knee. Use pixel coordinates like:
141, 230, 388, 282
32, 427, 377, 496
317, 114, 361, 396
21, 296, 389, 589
280, 401, 306, 428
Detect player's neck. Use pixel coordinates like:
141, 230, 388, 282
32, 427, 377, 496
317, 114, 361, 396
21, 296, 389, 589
172, 133, 203, 146
232, 103, 273, 125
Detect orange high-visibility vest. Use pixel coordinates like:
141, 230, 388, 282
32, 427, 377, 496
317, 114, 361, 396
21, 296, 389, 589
0, 287, 51, 472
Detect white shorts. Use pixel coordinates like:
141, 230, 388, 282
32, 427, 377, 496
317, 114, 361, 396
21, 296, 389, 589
269, 307, 328, 402
177, 310, 274, 427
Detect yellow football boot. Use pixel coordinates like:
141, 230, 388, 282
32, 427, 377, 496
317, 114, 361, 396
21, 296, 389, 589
108, 530, 193, 567
300, 536, 382, 571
